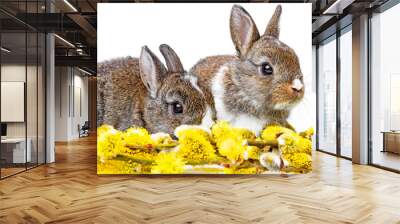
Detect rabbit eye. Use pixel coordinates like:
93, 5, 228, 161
172, 102, 183, 114
261, 63, 273, 76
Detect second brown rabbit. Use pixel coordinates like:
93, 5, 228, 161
97, 44, 210, 133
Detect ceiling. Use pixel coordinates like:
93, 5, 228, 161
0, 0, 98, 73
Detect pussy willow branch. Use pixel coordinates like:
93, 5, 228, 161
247, 139, 278, 148
126, 142, 179, 151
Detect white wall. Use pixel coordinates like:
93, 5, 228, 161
55, 67, 89, 141
1, 63, 46, 163
1, 65, 32, 138
1, 65, 26, 137
71, 73, 89, 138
1, 82, 25, 122
55, 66, 69, 141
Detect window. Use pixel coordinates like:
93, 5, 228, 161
370, 3, 400, 171
317, 36, 337, 154
339, 28, 352, 158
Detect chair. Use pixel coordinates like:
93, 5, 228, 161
79, 121, 90, 138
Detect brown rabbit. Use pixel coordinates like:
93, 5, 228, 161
97, 44, 209, 134
190, 5, 304, 134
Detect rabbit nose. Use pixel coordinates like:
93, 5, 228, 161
291, 78, 303, 92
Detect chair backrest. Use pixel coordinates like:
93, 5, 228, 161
82, 121, 90, 129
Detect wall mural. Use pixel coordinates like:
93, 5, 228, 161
97, 3, 313, 174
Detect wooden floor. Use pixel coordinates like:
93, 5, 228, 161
1, 163, 42, 178
372, 150, 400, 171
1, 135, 400, 224
0, 167, 26, 178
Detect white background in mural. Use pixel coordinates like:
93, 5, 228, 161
98, 3, 314, 131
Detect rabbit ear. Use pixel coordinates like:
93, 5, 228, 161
230, 5, 260, 58
264, 5, 282, 38
139, 46, 167, 98
159, 44, 184, 73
